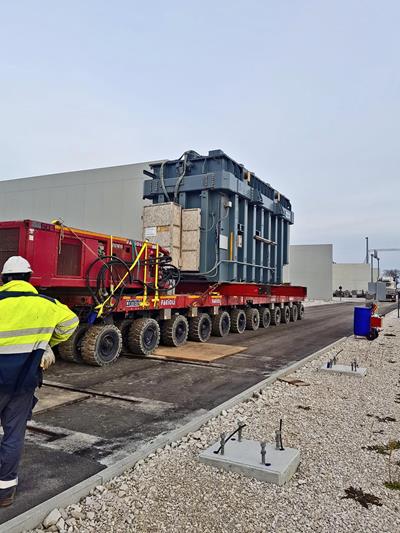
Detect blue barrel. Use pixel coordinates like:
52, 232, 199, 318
354, 307, 372, 336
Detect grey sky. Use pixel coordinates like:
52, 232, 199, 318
1, 1, 399, 269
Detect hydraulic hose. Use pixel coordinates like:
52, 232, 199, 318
86, 254, 181, 313
86, 255, 132, 310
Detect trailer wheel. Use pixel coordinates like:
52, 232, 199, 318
211, 311, 231, 337
189, 313, 212, 342
161, 315, 188, 347
290, 305, 298, 322
271, 307, 281, 326
118, 319, 133, 351
128, 318, 160, 355
230, 309, 246, 333
281, 305, 290, 324
297, 303, 305, 320
260, 307, 271, 328
245, 308, 260, 330
81, 325, 122, 366
58, 324, 90, 363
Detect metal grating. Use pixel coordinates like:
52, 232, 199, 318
0, 228, 19, 270
57, 242, 82, 276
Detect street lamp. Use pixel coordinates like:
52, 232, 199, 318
370, 254, 374, 282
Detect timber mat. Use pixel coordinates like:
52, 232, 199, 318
153, 342, 247, 362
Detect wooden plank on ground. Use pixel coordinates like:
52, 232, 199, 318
34, 386, 90, 414
153, 342, 247, 363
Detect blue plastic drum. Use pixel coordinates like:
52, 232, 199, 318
354, 307, 372, 336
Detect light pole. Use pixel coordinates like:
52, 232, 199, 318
377, 257, 380, 281
370, 254, 374, 282
365, 237, 369, 264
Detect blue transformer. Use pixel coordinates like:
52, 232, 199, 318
143, 150, 293, 284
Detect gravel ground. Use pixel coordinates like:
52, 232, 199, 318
31, 312, 400, 533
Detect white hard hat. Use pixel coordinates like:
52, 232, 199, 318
1, 256, 33, 275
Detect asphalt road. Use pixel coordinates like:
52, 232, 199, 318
0, 301, 396, 524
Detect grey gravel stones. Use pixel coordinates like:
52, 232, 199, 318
34, 311, 400, 532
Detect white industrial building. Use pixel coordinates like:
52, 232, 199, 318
0, 162, 154, 240
332, 263, 378, 294
284, 245, 379, 301
283, 244, 333, 300
0, 167, 379, 301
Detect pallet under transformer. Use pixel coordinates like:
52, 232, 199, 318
0, 220, 307, 367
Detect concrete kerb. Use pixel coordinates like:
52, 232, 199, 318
0, 336, 347, 533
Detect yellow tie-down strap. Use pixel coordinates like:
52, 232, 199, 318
95, 241, 158, 317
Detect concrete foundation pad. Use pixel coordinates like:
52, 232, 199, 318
320, 363, 367, 377
199, 438, 300, 485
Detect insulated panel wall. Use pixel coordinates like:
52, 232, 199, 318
333, 264, 379, 292
284, 244, 333, 300
0, 162, 154, 240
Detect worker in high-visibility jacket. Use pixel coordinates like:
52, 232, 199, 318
0, 256, 79, 507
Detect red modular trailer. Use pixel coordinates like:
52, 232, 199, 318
0, 220, 307, 367
0, 219, 164, 291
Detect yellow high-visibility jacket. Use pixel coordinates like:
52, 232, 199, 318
0, 280, 79, 393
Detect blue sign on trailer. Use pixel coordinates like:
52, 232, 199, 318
143, 150, 293, 284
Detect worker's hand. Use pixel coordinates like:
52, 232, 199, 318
40, 345, 56, 370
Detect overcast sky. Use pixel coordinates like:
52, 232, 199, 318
1, 1, 399, 269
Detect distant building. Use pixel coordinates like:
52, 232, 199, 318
284, 245, 379, 300
0, 167, 379, 300
332, 263, 378, 294
0, 161, 155, 239
283, 244, 333, 300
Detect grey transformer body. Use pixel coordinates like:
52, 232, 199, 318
143, 149, 293, 284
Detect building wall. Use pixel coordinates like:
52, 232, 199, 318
283, 244, 333, 300
0, 162, 154, 240
332, 263, 379, 292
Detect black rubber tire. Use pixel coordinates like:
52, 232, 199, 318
367, 328, 379, 341
281, 305, 290, 324
81, 325, 122, 366
245, 308, 260, 330
230, 309, 246, 333
118, 319, 133, 351
128, 318, 160, 355
161, 315, 189, 347
211, 311, 231, 337
271, 307, 281, 326
297, 303, 305, 320
260, 307, 271, 328
290, 305, 298, 322
189, 313, 212, 342
58, 324, 90, 363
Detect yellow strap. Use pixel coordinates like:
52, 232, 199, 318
153, 244, 160, 306
141, 243, 149, 307
96, 241, 148, 317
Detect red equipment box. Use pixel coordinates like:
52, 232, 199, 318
370, 316, 383, 328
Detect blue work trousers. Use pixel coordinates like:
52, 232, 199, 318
0, 391, 35, 489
